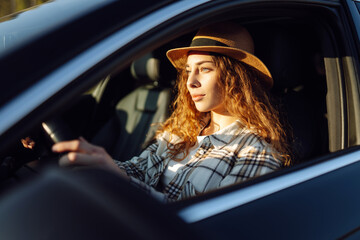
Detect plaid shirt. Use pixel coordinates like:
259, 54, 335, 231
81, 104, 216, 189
115, 121, 282, 202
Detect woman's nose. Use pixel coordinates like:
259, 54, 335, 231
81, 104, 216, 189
187, 72, 200, 88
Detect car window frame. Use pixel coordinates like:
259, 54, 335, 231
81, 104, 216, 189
0, 0, 358, 227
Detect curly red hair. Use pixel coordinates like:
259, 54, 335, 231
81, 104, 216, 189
157, 54, 292, 166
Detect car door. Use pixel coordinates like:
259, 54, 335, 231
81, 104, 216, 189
173, 0, 360, 239
0, 0, 359, 239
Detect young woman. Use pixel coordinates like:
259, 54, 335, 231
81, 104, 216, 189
52, 22, 291, 202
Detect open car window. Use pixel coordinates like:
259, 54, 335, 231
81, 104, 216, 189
0, 0, 349, 196
0, 0, 360, 238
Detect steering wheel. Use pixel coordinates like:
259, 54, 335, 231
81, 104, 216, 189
0, 118, 78, 181
42, 118, 78, 144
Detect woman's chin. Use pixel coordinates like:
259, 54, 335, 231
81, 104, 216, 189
194, 106, 209, 113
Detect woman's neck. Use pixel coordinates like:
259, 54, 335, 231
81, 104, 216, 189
201, 111, 237, 136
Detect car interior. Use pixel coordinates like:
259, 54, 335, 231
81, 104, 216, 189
0, 13, 331, 200
77, 20, 329, 164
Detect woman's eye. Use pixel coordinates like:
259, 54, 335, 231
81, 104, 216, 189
201, 67, 211, 72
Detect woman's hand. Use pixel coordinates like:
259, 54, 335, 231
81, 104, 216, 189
52, 137, 128, 178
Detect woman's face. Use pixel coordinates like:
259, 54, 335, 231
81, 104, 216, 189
186, 52, 226, 113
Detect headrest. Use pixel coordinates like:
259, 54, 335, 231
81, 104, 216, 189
131, 53, 160, 83
255, 27, 316, 93
130, 50, 177, 87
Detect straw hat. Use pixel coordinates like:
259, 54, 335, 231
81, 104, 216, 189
166, 22, 273, 89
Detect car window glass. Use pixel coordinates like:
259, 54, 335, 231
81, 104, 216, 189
0, 0, 109, 56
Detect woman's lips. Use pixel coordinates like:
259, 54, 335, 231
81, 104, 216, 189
192, 94, 205, 101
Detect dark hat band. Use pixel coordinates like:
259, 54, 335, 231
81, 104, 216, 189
190, 38, 229, 47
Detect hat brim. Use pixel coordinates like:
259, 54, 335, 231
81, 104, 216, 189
166, 46, 273, 89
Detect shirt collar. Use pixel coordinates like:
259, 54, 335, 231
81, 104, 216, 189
164, 119, 249, 149
207, 120, 247, 149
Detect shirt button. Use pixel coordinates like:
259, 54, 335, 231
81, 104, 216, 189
199, 149, 205, 155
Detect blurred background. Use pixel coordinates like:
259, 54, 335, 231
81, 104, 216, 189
0, 0, 49, 20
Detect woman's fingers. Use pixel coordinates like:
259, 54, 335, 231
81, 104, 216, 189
59, 152, 105, 167
53, 137, 114, 167
54, 138, 128, 178
52, 137, 123, 174
52, 137, 95, 154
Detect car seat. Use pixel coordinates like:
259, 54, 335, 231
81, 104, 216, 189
254, 25, 328, 163
91, 52, 174, 161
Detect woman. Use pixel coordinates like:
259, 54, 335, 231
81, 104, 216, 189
52, 22, 291, 202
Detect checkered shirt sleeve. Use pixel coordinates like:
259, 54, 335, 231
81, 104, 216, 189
114, 124, 283, 202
